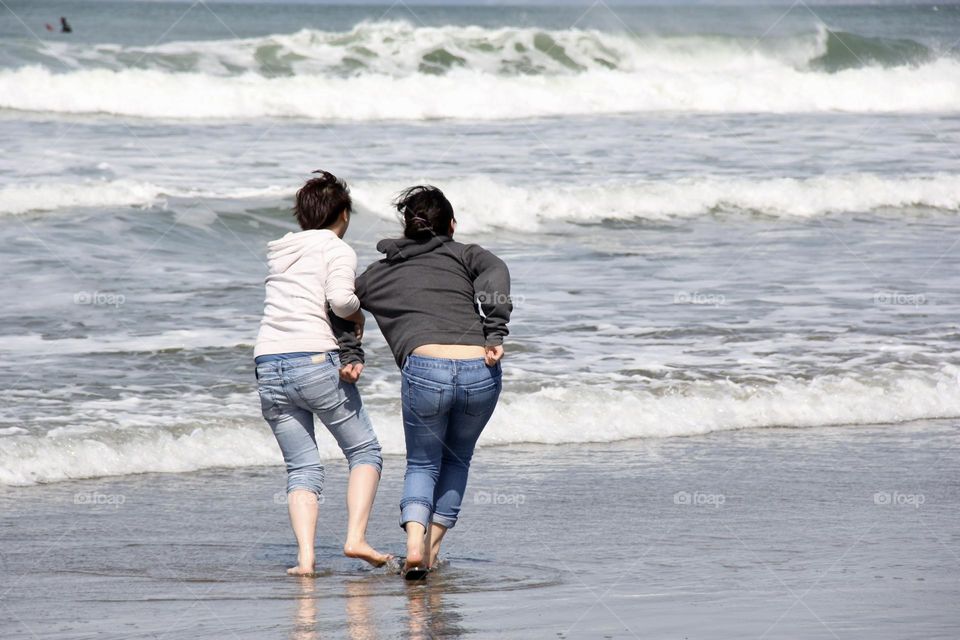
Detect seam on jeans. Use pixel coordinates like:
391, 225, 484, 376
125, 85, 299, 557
400, 498, 434, 508
404, 383, 445, 419
347, 460, 383, 474
463, 378, 499, 391
431, 514, 456, 527
309, 391, 349, 415
463, 386, 498, 417
292, 361, 337, 380
403, 374, 446, 392
406, 356, 486, 370
292, 368, 340, 398
257, 385, 282, 418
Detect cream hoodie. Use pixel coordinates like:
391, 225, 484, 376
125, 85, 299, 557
254, 229, 360, 358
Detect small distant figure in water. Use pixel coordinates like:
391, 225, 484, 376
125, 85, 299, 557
47, 18, 72, 32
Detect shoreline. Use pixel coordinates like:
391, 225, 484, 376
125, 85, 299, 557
2, 415, 957, 490
2, 420, 957, 639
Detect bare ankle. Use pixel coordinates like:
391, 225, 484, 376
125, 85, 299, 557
343, 534, 369, 552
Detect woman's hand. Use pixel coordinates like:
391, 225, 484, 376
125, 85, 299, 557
343, 310, 365, 341
339, 363, 364, 383
484, 345, 504, 366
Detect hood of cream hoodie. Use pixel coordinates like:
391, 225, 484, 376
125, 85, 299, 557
266, 229, 335, 274
254, 229, 359, 358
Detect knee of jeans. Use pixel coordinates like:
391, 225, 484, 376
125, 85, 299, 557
345, 438, 382, 475
441, 451, 474, 469
286, 465, 324, 498
404, 464, 441, 483
400, 496, 434, 511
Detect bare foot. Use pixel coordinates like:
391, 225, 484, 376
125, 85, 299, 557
427, 523, 448, 570
287, 550, 315, 576
404, 538, 426, 573
344, 540, 393, 568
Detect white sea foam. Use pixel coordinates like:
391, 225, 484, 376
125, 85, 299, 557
4, 174, 959, 223
0, 180, 288, 216
0, 179, 165, 215
0, 329, 252, 355
3, 21, 959, 121
482, 365, 960, 445
3, 57, 957, 120
41, 22, 823, 78
1, 366, 957, 486
353, 174, 960, 231
28, 21, 934, 80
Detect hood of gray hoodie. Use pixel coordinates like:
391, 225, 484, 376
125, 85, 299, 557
375, 236, 450, 263
266, 229, 336, 273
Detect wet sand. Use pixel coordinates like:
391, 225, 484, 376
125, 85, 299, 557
1, 420, 958, 639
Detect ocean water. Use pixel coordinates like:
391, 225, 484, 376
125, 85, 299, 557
1, 1, 960, 486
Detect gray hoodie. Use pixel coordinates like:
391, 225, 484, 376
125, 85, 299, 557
344, 235, 512, 368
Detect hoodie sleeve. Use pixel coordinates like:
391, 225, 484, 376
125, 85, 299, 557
328, 305, 364, 366
325, 242, 361, 318
462, 244, 512, 346
354, 268, 369, 309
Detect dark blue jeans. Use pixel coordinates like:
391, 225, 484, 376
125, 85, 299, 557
400, 355, 502, 530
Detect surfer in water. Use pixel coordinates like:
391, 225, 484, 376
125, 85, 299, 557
339, 185, 512, 580
254, 171, 391, 575
60, 17, 72, 33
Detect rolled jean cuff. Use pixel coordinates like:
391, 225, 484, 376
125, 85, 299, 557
287, 484, 322, 500
345, 444, 383, 475
347, 458, 383, 475
400, 501, 433, 530
431, 512, 457, 529
286, 467, 324, 498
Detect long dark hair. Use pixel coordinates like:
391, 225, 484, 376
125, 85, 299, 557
293, 170, 352, 230
394, 185, 455, 241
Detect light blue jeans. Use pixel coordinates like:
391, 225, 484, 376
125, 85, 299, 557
400, 355, 502, 530
256, 352, 382, 498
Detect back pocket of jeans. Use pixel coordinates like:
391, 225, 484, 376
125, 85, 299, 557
405, 378, 445, 419
464, 380, 501, 417
258, 386, 282, 421
297, 372, 343, 411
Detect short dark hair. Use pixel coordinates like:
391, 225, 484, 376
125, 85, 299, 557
395, 185, 455, 241
294, 170, 351, 231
